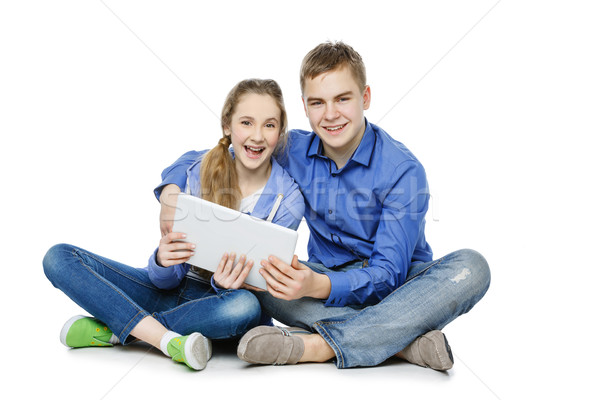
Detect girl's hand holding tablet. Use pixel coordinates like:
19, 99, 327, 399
214, 252, 256, 290
156, 232, 196, 267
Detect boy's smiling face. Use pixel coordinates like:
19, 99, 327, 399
302, 66, 371, 168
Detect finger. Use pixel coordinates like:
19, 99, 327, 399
290, 255, 306, 270
260, 267, 290, 296
160, 255, 192, 267
159, 240, 195, 258
223, 252, 236, 275
264, 280, 289, 300
215, 253, 229, 276
161, 232, 187, 244
166, 242, 196, 253
223, 255, 247, 289
261, 259, 294, 285
266, 256, 299, 278
159, 251, 194, 266
216, 255, 247, 290
232, 259, 253, 287
166, 249, 195, 260
230, 255, 247, 277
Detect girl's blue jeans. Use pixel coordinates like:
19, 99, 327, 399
43, 244, 262, 344
255, 248, 491, 368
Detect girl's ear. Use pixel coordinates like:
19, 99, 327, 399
224, 126, 231, 136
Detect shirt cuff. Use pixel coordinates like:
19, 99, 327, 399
154, 176, 186, 201
323, 271, 351, 307
210, 275, 226, 293
147, 248, 172, 278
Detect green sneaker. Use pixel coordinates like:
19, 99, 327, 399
60, 315, 115, 348
167, 332, 212, 371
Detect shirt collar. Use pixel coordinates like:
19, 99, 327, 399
307, 118, 375, 167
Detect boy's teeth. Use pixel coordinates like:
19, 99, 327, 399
326, 125, 343, 131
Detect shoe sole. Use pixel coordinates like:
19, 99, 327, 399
430, 331, 453, 371
60, 315, 86, 348
184, 332, 212, 371
442, 333, 454, 365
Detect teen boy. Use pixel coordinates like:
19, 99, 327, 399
156, 42, 490, 370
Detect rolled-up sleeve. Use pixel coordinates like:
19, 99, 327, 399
146, 248, 189, 290
154, 151, 199, 200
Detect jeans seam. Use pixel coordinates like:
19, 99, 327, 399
313, 255, 448, 368
160, 289, 235, 318
318, 256, 446, 329
178, 276, 218, 303
72, 248, 151, 339
177, 277, 190, 304
75, 248, 159, 291
403, 256, 445, 285
313, 321, 345, 368
120, 310, 148, 343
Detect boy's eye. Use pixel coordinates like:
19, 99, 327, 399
309, 101, 322, 107
339, 97, 349, 102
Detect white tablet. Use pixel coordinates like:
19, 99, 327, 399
172, 194, 298, 290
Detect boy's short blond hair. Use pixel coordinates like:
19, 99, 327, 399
300, 41, 367, 94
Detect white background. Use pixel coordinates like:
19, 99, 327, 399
1, 1, 599, 398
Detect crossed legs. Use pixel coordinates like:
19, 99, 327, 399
250, 249, 490, 368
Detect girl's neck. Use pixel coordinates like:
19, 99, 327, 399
235, 161, 272, 198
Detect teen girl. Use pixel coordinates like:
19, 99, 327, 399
43, 79, 305, 371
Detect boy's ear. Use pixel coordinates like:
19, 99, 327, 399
362, 85, 372, 110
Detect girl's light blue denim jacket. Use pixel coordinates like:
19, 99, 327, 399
147, 149, 305, 290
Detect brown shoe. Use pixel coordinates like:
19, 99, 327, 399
237, 326, 309, 365
400, 330, 454, 371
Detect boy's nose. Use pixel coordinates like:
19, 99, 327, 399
324, 104, 340, 120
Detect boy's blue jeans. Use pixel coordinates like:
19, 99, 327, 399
43, 244, 262, 344
255, 249, 491, 368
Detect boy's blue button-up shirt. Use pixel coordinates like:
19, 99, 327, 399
280, 119, 433, 306
156, 120, 432, 307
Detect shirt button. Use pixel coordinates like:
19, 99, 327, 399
328, 209, 333, 214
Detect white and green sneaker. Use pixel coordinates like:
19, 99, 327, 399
60, 315, 116, 348
167, 333, 212, 371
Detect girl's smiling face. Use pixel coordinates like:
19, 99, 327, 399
225, 93, 281, 177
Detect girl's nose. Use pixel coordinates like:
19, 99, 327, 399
250, 126, 264, 141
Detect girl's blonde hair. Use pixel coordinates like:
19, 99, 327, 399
200, 79, 288, 210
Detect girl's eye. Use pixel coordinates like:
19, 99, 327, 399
266, 123, 277, 128
241, 120, 252, 126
